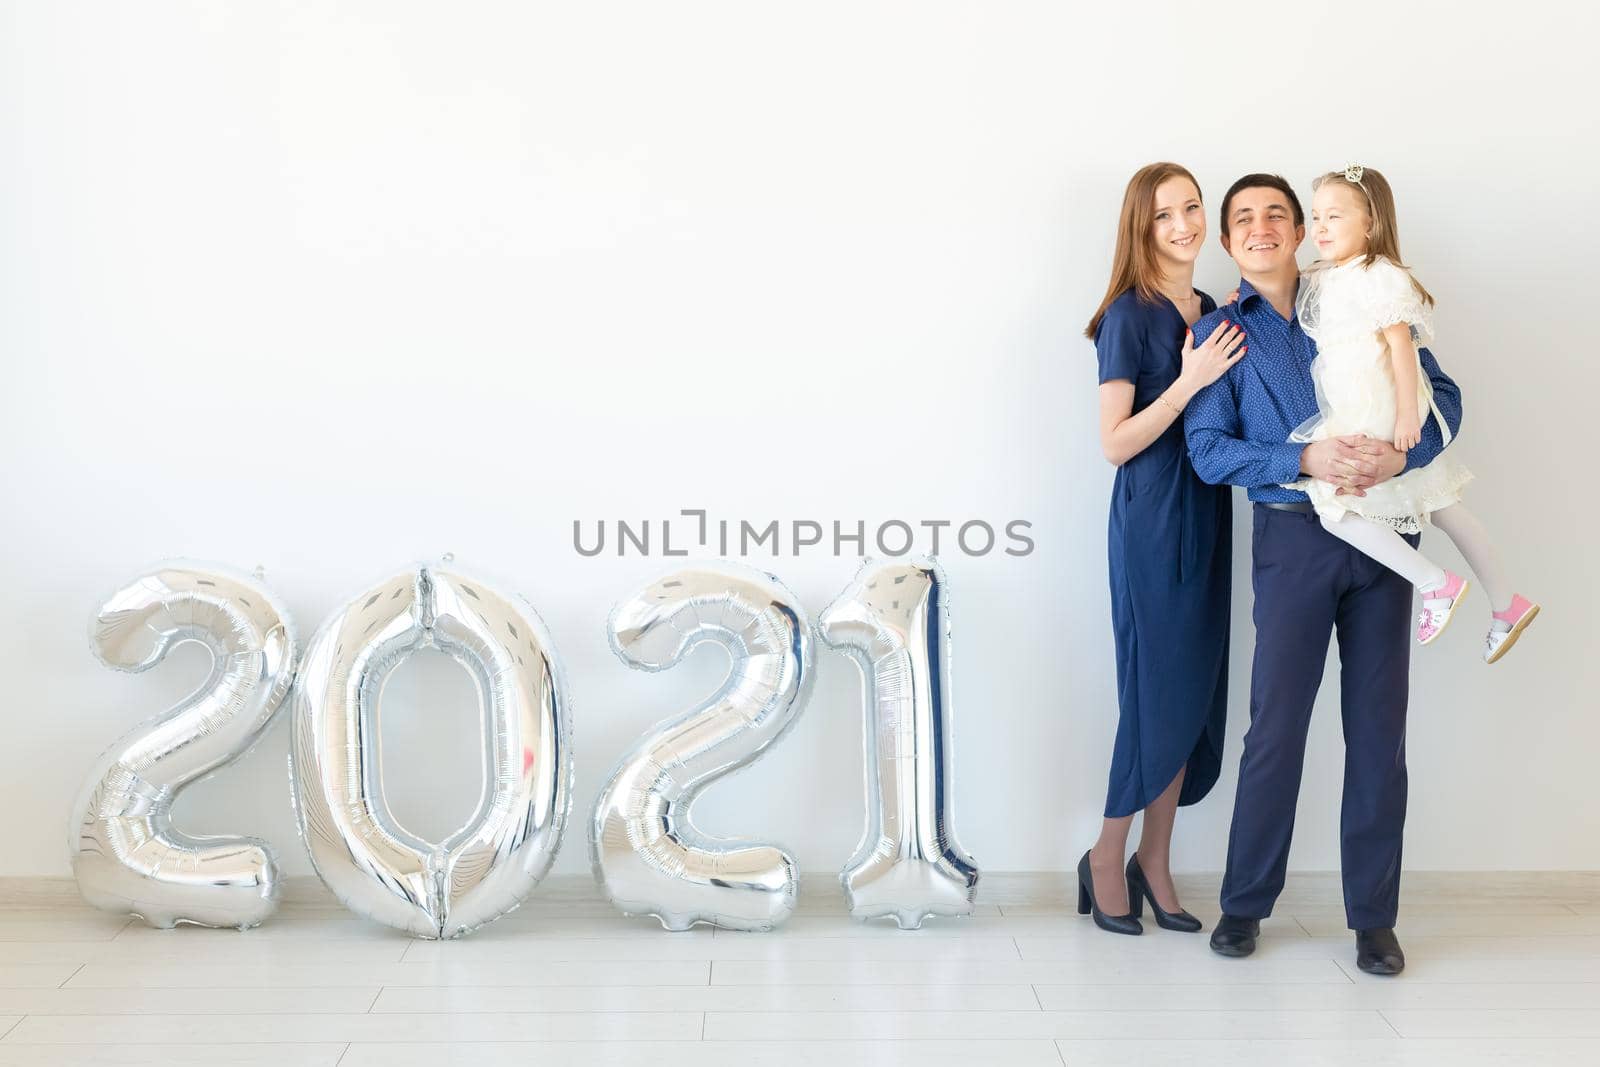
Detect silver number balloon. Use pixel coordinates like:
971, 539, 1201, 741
820, 557, 979, 928
591, 563, 814, 931
290, 564, 572, 938
72, 561, 298, 929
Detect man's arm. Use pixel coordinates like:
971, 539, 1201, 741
1318, 346, 1462, 493
1184, 372, 1303, 488
1400, 345, 1462, 471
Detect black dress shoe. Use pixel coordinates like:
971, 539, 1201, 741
1209, 914, 1260, 957
1076, 850, 1141, 935
1355, 927, 1406, 975
1125, 855, 1203, 932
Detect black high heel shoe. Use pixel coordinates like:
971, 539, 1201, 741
1076, 850, 1141, 935
1125, 855, 1202, 932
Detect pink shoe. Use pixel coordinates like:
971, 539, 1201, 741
1417, 571, 1470, 646
1484, 594, 1540, 664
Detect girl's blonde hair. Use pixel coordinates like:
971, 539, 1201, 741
1312, 165, 1434, 306
1085, 162, 1202, 340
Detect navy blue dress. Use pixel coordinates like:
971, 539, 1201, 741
1095, 289, 1232, 817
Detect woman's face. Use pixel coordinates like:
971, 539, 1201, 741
1150, 177, 1205, 273
1311, 183, 1371, 264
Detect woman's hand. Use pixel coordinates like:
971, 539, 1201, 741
1393, 408, 1422, 452
1178, 320, 1247, 396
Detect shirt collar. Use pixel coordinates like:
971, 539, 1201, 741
1234, 275, 1301, 320
1236, 276, 1263, 310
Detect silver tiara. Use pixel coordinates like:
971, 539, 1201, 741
1343, 163, 1365, 185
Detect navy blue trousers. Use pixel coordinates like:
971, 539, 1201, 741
1221, 504, 1416, 930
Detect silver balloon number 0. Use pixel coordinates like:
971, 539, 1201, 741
821, 558, 979, 928
72, 562, 299, 929
290, 565, 572, 939
590, 563, 814, 931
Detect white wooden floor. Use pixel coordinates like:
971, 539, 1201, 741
2, 872, 1598, 1065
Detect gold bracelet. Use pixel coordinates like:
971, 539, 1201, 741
1157, 394, 1183, 416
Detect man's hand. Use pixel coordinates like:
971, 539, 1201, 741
1301, 435, 1405, 496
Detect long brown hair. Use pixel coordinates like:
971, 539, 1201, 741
1312, 166, 1434, 306
1084, 162, 1201, 340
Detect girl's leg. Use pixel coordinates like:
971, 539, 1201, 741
1088, 816, 1134, 914
1320, 512, 1448, 590
1135, 766, 1187, 912
1428, 503, 1511, 612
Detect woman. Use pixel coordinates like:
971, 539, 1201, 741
1079, 162, 1242, 935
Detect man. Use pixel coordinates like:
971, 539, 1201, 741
1184, 174, 1462, 976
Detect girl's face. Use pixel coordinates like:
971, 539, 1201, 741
1311, 183, 1371, 264
1150, 177, 1205, 274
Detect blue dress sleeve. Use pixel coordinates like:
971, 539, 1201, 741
1095, 300, 1143, 384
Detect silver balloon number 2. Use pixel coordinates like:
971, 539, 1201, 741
290, 565, 572, 939
72, 562, 299, 929
821, 558, 979, 928
591, 564, 814, 931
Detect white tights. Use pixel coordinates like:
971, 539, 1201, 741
1319, 503, 1512, 611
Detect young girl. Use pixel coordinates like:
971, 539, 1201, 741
1289, 164, 1538, 662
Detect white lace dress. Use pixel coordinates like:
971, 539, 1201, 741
1287, 256, 1473, 533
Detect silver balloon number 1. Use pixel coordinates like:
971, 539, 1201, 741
72, 562, 298, 929
290, 564, 572, 939
590, 563, 814, 931
820, 558, 979, 928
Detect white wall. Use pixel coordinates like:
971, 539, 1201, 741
2, 0, 1595, 881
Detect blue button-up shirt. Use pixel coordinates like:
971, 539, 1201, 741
1184, 277, 1463, 502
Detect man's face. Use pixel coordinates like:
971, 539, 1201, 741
1222, 186, 1304, 275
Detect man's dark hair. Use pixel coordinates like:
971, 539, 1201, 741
1219, 173, 1304, 240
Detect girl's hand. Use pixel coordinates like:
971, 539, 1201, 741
1224, 286, 1241, 305
1393, 410, 1422, 451
1178, 320, 1247, 394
